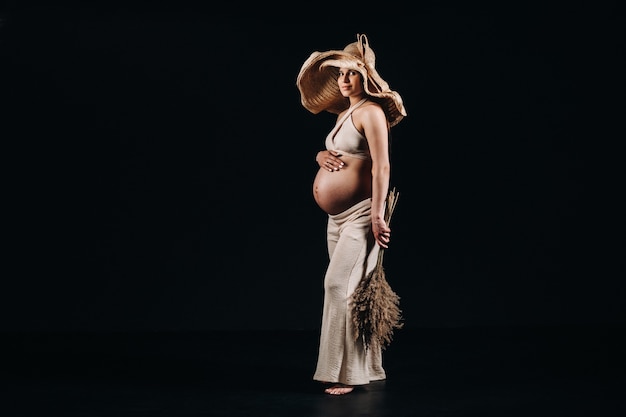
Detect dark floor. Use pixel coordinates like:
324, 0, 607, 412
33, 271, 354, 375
2, 325, 625, 417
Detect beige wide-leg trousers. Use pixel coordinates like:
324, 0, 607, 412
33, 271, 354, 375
313, 198, 387, 385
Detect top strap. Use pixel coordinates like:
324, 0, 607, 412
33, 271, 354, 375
327, 98, 368, 141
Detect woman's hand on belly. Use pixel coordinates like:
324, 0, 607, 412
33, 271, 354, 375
316, 150, 345, 172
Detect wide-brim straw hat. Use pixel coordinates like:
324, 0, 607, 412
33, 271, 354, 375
296, 33, 407, 128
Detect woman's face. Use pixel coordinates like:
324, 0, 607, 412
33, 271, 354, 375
337, 68, 364, 98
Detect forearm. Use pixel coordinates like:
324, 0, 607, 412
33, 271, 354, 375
371, 165, 390, 223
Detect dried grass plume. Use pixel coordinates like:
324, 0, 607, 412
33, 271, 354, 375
351, 187, 404, 350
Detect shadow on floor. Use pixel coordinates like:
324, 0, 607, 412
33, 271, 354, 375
2, 326, 625, 417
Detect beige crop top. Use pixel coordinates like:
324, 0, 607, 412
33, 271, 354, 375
324, 98, 370, 160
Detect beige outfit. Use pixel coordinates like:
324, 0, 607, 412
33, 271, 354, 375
324, 98, 370, 160
313, 198, 387, 385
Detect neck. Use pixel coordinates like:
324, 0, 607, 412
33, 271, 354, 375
349, 96, 367, 107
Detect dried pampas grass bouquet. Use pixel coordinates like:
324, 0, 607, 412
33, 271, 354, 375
351, 187, 404, 351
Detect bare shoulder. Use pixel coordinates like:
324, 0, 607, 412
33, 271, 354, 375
352, 100, 387, 130
359, 100, 385, 114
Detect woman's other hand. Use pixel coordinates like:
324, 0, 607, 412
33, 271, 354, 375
373, 218, 391, 249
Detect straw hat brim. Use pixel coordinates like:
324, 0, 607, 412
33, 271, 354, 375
296, 36, 407, 128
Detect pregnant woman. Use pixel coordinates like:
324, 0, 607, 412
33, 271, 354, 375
296, 34, 407, 395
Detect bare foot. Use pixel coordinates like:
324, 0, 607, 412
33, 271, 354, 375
324, 384, 354, 395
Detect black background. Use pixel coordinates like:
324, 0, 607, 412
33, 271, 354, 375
2, 1, 624, 332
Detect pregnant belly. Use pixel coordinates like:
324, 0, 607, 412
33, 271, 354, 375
313, 161, 372, 215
